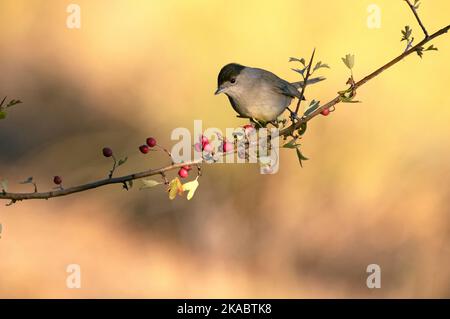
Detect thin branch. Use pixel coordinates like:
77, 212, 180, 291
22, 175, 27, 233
155, 144, 174, 164
294, 48, 316, 115
1, 3, 449, 204
0, 160, 202, 202
281, 23, 450, 137
405, 0, 429, 38
108, 155, 118, 179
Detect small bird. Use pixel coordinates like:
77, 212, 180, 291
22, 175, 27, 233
215, 63, 324, 123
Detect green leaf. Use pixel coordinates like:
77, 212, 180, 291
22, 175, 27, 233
118, 157, 128, 166
401, 26, 412, 42
291, 68, 306, 76
0, 111, 6, 120
283, 139, 300, 149
338, 88, 361, 103
304, 100, 320, 117
298, 122, 308, 136
289, 57, 306, 66
341, 54, 355, 70
296, 147, 308, 168
425, 45, 438, 51
6, 99, 22, 108
140, 179, 162, 189
416, 46, 424, 58
313, 61, 330, 72
0, 179, 8, 192
20, 177, 34, 184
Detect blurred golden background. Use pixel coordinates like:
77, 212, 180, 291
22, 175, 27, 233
0, 0, 449, 298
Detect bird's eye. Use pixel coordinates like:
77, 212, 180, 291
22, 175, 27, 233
230, 78, 236, 84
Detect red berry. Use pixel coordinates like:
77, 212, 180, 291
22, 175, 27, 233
321, 108, 330, 116
222, 141, 233, 153
182, 165, 192, 171
178, 168, 189, 178
53, 176, 62, 185
200, 135, 209, 146
243, 124, 255, 135
146, 137, 157, 148
139, 145, 150, 154
102, 147, 113, 158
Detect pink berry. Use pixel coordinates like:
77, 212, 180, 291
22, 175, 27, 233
178, 168, 189, 178
146, 137, 157, 148
243, 124, 255, 135
182, 165, 192, 171
139, 145, 150, 154
321, 108, 330, 116
53, 176, 62, 185
102, 147, 113, 158
194, 143, 203, 152
222, 141, 233, 153
202, 143, 213, 153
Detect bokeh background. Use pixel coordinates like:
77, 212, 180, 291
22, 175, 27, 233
0, 0, 449, 298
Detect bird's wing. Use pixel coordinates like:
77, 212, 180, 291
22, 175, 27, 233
275, 81, 302, 98
260, 72, 302, 99
291, 76, 326, 89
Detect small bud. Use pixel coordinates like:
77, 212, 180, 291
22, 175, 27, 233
53, 176, 62, 185
102, 147, 113, 158
146, 137, 157, 148
139, 145, 150, 154
321, 108, 330, 116
178, 168, 189, 178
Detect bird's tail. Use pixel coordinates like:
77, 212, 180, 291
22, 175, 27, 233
291, 76, 326, 89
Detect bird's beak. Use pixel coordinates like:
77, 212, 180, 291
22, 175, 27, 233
214, 87, 224, 95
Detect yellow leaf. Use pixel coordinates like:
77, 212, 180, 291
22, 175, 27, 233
168, 178, 183, 200
140, 179, 162, 189
182, 178, 199, 200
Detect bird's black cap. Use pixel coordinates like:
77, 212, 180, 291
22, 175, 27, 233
218, 63, 245, 87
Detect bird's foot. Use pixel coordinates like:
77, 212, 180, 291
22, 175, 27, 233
288, 109, 301, 123
250, 118, 267, 128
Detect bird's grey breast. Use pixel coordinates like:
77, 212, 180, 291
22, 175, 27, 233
229, 68, 293, 121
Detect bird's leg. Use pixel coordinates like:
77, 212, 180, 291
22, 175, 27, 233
269, 120, 280, 128
250, 118, 266, 128
287, 107, 300, 123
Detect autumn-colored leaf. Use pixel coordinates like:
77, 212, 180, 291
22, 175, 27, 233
168, 177, 183, 200
182, 178, 199, 200
140, 179, 162, 190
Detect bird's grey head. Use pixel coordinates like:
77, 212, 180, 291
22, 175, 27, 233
215, 63, 245, 96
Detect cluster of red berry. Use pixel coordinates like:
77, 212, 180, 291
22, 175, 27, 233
178, 164, 192, 178
194, 135, 234, 154
51, 128, 253, 187
139, 137, 157, 154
